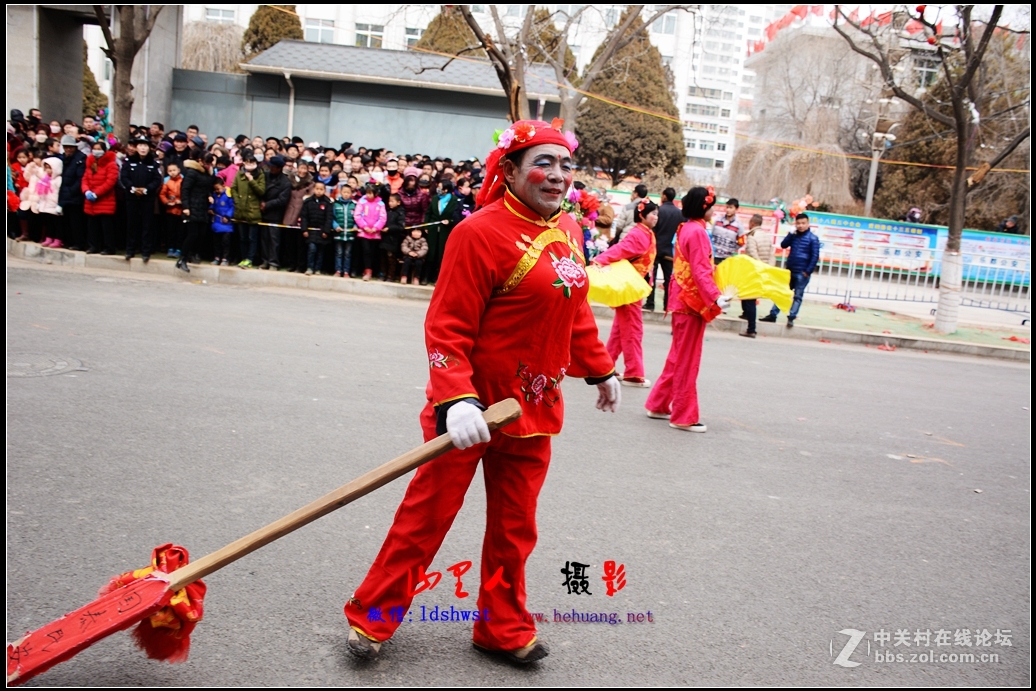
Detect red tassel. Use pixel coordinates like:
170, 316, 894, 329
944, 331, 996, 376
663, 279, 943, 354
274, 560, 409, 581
131, 619, 194, 663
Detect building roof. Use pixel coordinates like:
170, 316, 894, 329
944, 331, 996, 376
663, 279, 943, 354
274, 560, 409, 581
242, 40, 561, 101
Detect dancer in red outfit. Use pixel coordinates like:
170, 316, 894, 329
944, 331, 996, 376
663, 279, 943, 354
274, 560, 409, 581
592, 200, 658, 387
644, 187, 731, 432
344, 120, 619, 664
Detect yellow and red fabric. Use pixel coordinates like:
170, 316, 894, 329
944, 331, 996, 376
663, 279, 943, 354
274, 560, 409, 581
670, 220, 722, 322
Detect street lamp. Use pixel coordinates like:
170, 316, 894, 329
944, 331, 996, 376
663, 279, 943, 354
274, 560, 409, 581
864, 117, 898, 216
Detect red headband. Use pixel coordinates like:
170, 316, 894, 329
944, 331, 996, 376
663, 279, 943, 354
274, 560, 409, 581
475, 118, 577, 209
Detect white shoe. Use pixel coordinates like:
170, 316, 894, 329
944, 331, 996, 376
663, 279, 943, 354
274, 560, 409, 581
646, 410, 670, 419
620, 377, 651, 388
670, 422, 707, 433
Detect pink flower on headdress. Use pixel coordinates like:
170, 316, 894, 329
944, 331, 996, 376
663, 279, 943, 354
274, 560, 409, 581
564, 130, 579, 151
497, 128, 516, 150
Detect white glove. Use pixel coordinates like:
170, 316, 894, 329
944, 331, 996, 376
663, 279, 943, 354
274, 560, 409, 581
716, 295, 732, 310
446, 400, 491, 450
596, 377, 621, 413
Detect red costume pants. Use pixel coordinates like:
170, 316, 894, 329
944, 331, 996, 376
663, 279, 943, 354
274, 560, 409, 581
644, 311, 706, 425
344, 403, 551, 650
606, 300, 645, 379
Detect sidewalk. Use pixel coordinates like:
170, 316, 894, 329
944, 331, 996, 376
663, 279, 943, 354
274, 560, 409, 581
7, 239, 1030, 362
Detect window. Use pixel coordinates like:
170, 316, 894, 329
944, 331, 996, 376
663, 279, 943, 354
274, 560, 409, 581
702, 65, 717, 75
685, 139, 696, 149
661, 55, 673, 66
750, 15, 763, 23
103, 58, 112, 80
505, 5, 527, 17
687, 104, 720, 117
604, 7, 618, 27
306, 18, 335, 43
699, 140, 716, 151
684, 120, 719, 133
915, 55, 940, 89
653, 12, 677, 34
406, 27, 424, 47
740, 86, 754, 97
718, 125, 729, 135
714, 159, 725, 169
557, 4, 584, 22
707, 28, 738, 40
717, 142, 727, 151
687, 156, 714, 168
742, 74, 756, 84
720, 108, 731, 118
706, 53, 739, 64
747, 27, 761, 36
722, 91, 733, 100
205, 7, 235, 23
355, 23, 383, 48
470, 4, 486, 12
689, 86, 723, 99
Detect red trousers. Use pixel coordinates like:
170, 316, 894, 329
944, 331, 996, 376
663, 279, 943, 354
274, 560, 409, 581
644, 311, 706, 425
606, 300, 645, 379
344, 402, 551, 650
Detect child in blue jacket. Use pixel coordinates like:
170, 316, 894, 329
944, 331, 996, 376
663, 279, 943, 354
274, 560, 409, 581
210, 179, 234, 266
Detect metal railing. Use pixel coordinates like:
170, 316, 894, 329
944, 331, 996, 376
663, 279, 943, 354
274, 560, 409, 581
774, 243, 1031, 314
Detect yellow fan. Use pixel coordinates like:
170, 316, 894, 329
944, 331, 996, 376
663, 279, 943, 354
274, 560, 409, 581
586, 259, 652, 307
714, 254, 794, 313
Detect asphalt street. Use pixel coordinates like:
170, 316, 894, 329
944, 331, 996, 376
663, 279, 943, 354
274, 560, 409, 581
6, 262, 1031, 686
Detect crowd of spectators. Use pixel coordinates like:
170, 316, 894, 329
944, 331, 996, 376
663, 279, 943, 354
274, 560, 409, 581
7, 109, 485, 283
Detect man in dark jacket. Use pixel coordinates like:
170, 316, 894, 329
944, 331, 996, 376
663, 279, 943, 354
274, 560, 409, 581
163, 133, 190, 173
644, 186, 682, 312
761, 213, 820, 327
260, 155, 291, 269
58, 134, 87, 250
119, 138, 163, 261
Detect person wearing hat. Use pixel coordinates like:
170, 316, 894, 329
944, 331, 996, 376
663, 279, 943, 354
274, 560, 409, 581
163, 132, 190, 172
119, 137, 163, 262
260, 154, 291, 269
343, 119, 619, 664
58, 134, 87, 250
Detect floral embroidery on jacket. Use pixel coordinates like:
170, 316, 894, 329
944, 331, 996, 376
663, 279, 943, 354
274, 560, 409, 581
428, 348, 456, 369
549, 251, 587, 298
516, 363, 565, 406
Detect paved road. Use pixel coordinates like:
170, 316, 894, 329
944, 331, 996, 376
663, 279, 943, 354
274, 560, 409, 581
6, 263, 1030, 686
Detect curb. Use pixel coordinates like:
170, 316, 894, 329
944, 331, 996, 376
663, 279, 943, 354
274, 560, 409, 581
8, 240, 1029, 362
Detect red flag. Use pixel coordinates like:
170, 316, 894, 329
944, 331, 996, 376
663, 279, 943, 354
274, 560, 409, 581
849, 8, 860, 22
935, 19, 943, 35
777, 14, 794, 29
765, 23, 777, 40
755, 40, 766, 53
811, 5, 824, 16
790, 5, 808, 19
861, 12, 876, 27
878, 11, 893, 25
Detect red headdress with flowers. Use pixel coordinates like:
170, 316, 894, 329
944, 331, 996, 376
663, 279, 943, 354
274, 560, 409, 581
475, 118, 577, 209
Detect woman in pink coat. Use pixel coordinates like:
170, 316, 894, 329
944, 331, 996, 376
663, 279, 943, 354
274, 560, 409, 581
353, 183, 386, 281
644, 187, 731, 432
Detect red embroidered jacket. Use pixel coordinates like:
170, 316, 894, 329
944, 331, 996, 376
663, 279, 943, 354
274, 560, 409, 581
425, 189, 614, 437
669, 219, 722, 318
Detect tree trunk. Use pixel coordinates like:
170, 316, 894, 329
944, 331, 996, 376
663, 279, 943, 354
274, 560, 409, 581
112, 38, 137, 145
933, 128, 970, 334
559, 95, 580, 131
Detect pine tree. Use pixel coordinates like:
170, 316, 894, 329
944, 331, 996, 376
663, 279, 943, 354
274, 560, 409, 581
83, 41, 108, 121
575, 9, 683, 186
242, 5, 303, 58
415, 6, 485, 58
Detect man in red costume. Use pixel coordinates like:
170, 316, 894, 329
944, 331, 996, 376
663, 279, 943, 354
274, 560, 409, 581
344, 120, 620, 664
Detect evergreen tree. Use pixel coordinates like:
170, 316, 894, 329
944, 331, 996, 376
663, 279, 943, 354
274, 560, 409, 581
83, 41, 108, 121
242, 5, 303, 58
415, 6, 485, 58
575, 9, 683, 186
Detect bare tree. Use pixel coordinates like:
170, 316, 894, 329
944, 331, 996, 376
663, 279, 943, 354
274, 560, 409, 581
181, 21, 245, 73
456, 5, 698, 127
832, 5, 1030, 334
93, 5, 165, 143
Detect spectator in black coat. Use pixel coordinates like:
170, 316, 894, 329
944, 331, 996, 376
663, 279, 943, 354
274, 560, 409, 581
260, 155, 291, 269
118, 138, 163, 261
58, 134, 87, 250
645, 187, 682, 311
300, 181, 334, 275
177, 151, 216, 272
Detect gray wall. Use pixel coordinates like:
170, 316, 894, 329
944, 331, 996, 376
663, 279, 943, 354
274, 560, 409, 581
170, 68, 560, 159
129, 5, 182, 128
6, 6, 38, 118
37, 7, 84, 124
